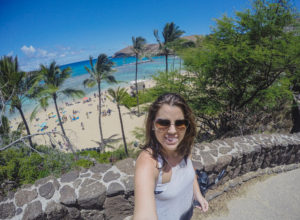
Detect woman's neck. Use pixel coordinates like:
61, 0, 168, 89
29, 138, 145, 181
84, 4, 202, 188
164, 152, 183, 167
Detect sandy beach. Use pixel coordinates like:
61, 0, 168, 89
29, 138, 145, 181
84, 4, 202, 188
11, 79, 156, 152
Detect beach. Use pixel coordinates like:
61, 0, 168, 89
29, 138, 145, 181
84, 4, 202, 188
11, 79, 156, 152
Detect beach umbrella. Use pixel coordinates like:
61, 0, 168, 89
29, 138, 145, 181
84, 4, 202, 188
83, 97, 89, 101
40, 122, 47, 127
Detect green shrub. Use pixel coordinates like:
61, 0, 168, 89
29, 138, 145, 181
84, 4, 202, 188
0, 144, 136, 192
19, 153, 44, 184
74, 159, 93, 168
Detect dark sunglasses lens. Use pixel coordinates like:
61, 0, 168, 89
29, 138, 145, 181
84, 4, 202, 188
155, 119, 171, 128
175, 120, 189, 129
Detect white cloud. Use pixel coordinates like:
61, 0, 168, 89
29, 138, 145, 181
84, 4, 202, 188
18, 45, 94, 71
37, 48, 48, 57
21, 45, 36, 56
7, 51, 13, 56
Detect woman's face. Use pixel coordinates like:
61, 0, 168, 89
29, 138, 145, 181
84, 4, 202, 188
153, 104, 187, 155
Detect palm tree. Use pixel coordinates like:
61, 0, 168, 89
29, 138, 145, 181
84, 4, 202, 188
38, 61, 84, 144
83, 54, 116, 144
0, 56, 38, 148
131, 36, 146, 116
107, 87, 128, 156
154, 22, 185, 73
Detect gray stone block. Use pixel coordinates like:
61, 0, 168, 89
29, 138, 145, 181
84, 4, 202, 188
192, 160, 204, 170
34, 176, 53, 187
81, 178, 97, 187
53, 178, 60, 190
107, 182, 125, 197
122, 176, 134, 194
202, 152, 215, 172
219, 147, 232, 155
78, 182, 106, 209
38, 182, 55, 199
67, 207, 81, 219
59, 185, 77, 206
80, 173, 91, 178
104, 195, 133, 220
103, 171, 121, 182
73, 178, 82, 188
115, 158, 135, 175
22, 200, 44, 220
60, 170, 79, 183
0, 202, 16, 219
15, 189, 38, 207
91, 173, 102, 180
90, 163, 112, 174
45, 201, 68, 220
215, 155, 232, 172
81, 209, 104, 220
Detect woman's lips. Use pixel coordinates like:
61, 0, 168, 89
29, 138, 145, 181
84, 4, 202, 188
165, 136, 178, 144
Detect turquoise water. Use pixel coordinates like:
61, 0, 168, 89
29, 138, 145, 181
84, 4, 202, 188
8, 56, 181, 119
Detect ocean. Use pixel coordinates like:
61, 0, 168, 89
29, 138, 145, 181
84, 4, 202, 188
8, 55, 181, 119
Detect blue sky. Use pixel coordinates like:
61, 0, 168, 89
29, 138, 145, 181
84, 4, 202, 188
1, 0, 299, 71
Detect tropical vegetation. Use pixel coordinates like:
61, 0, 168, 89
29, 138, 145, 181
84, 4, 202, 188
108, 87, 129, 156
37, 61, 85, 152
154, 22, 185, 73
131, 36, 147, 115
83, 54, 116, 145
0, 56, 39, 149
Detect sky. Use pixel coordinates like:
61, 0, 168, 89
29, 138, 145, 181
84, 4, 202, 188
1, 0, 299, 71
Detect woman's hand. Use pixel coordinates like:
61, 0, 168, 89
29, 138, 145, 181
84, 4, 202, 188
195, 196, 209, 212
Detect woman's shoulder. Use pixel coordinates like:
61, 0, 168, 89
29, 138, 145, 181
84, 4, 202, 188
136, 148, 160, 172
136, 148, 156, 165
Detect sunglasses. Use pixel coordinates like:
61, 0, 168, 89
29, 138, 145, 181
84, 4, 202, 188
154, 119, 189, 132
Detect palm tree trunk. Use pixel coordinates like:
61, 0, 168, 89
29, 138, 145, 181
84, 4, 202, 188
117, 104, 128, 156
53, 94, 66, 137
165, 53, 168, 73
97, 82, 104, 144
16, 106, 34, 149
135, 54, 140, 116
53, 94, 78, 160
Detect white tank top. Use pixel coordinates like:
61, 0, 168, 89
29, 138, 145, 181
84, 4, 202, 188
154, 155, 195, 220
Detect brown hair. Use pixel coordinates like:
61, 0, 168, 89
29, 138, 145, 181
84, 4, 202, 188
142, 93, 196, 166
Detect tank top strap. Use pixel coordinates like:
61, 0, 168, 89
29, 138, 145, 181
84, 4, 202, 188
157, 154, 164, 184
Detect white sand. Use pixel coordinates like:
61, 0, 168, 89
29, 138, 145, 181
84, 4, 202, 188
11, 80, 156, 152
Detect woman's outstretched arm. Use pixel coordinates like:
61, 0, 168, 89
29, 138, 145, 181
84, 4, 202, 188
133, 151, 158, 220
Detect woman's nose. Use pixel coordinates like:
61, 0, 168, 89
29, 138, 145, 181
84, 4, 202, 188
167, 124, 177, 133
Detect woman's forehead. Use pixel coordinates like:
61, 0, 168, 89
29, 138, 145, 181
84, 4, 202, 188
155, 104, 184, 119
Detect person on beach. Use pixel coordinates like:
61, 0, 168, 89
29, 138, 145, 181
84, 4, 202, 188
133, 93, 208, 220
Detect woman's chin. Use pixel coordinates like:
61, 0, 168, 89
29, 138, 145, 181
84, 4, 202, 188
162, 142, 179, 151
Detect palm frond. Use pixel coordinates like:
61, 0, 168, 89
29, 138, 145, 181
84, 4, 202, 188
106, 75, 117, 84
83, 78, 96, 88
61, 88, 85, 98
84, 66, 94, 77
30, 105, 40, 122
39, 96, 50, 110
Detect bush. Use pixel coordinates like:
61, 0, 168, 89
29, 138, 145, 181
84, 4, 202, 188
74, 159, 93, 168
19, 153, 44, 184
0, 145, 136, 193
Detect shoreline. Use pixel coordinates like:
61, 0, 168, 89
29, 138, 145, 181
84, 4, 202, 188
10, 79, 156, 151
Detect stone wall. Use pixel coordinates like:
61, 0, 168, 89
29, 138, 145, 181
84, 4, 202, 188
0, 133, 300, 220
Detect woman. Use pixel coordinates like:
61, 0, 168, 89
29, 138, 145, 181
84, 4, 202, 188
133, 93, 208, 220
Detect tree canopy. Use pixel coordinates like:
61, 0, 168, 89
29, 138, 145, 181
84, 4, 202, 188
181, 0, 300, 138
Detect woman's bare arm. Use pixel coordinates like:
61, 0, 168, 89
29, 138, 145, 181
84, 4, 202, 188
189, 154, 209, 212
133, 151, 158, 220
